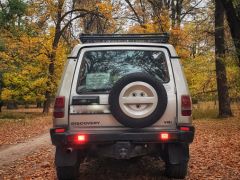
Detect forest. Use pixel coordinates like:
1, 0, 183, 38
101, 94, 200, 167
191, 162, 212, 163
0, 0, 239, 116
0, 0, 240, 179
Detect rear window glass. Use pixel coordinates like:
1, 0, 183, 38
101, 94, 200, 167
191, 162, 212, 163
77, 50, 169, 93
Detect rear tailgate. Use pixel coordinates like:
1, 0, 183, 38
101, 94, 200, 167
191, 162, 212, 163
69, 46, 177, 131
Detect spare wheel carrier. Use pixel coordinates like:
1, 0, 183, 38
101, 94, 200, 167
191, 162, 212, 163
109, 72, 168, 128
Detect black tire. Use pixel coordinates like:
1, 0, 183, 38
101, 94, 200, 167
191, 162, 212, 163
109, 72, 167, 128
57, 165, 80, 180
165, 162, 188, 179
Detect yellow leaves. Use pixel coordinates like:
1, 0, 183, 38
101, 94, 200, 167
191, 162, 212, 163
183, 53, 216, 99
96, 1, 113, 19
170, 27, 192, 58
128, 23, 157, 33
1, 89, 13, 101
0, 26, 67, 103
157, 9, 171, 31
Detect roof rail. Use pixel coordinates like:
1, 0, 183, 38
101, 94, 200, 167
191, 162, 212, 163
79, 33, 170, 44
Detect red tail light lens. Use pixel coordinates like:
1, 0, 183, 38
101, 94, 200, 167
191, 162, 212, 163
180, 126, 190, 131
75, 135, 87, 144
181, 95, 192, 116
77, 135, 86, 142
55, 128, 65, 133
160, 133, 169, 140
54, 96, 65, 118
67, 134, 88, 144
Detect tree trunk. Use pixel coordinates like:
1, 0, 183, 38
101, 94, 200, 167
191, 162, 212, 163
171, 0, 176, 27
176, 0, 183, 28
43, 51, 56, 113
215, 0, 232, 117
43, 1, 62, 113
7, 101, 18, 109
221, 0, 240, 67
37, 101, 42, 108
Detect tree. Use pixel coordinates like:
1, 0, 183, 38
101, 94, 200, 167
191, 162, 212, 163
0, 72, 3, 112
42, 0, 104, 113
221, 0, 240, 67
214, 0, 232, 117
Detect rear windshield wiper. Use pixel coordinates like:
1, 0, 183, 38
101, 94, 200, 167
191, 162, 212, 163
79, 88, 111, 93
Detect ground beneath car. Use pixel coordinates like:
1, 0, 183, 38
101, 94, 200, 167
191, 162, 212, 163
0, 116, 240, 179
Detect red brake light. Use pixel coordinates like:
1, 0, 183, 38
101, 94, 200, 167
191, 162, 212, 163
75, 135, 87, 144
67, 134, 87, 144
77, 135, 86, 141
160, 133, 169, 140
181, 95, 192, 116
180, 127, 190, 131
54, 96, 65, 118
55, 128, 65, 133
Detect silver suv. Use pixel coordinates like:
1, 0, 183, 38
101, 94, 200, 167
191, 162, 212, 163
50, 34, 195, 180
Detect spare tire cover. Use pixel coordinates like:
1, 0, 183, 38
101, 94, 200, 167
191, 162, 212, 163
109, 72, 167, 128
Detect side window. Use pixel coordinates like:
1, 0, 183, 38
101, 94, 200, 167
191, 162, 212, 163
77, 57, 89, 91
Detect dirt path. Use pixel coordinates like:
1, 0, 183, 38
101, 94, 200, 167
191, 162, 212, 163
0, 132, 51, 167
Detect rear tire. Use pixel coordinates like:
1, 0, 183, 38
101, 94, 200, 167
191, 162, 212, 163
56, 165, 80, 180
165, 162, 188, 179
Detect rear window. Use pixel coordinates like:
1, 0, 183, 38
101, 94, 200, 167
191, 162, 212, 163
77, 50, 169, 93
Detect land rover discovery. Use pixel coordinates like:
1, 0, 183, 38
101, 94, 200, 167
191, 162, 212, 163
50, 33, 195, 180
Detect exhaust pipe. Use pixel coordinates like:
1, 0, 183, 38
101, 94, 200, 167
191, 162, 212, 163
66, 148, 73, 154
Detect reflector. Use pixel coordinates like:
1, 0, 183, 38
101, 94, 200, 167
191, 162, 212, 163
180, 127, 190, 131
55, 128, 65, 133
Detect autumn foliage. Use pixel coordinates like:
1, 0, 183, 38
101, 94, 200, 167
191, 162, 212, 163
0, 0, 239, 112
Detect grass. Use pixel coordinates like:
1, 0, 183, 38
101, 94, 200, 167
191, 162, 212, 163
192, 101, 240, 120
193, 108, 218, 119
0, 106, 51, 120
0, 112, 39, 120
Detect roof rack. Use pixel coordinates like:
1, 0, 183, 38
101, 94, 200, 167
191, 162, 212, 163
79, 33, 170, 44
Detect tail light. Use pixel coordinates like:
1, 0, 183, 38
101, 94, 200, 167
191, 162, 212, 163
53, 96, 65, 118
76, 135, 87, 143
67, 134, 88, 144
181, 95, 192, 116
160, 132, 169, 140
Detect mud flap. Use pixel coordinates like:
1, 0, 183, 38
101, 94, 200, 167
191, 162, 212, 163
165, 143, 189, 164
55, 147, 79, 167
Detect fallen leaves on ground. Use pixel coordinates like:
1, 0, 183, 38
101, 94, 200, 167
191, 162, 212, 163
187, 117, 240, 180
0, 111, 51, 146
0, 116, 240, 179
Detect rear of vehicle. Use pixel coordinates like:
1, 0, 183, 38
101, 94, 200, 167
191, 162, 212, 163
50, 34, 194, 180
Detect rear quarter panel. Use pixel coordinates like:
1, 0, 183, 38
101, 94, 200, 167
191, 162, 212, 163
53, 58, 77, 127
171, 58, 192, 125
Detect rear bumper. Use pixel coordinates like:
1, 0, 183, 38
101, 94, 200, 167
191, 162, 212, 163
50, 126, 195, 147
